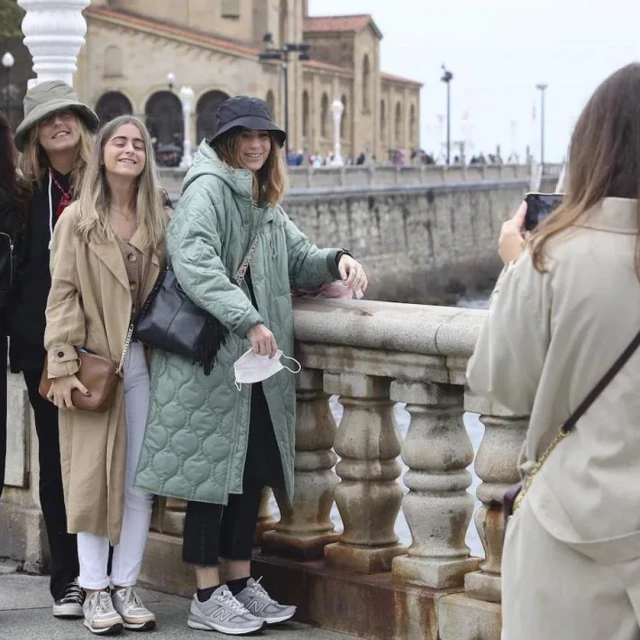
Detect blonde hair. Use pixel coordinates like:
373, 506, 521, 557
18, 114, 94, 192
76, 115, 166, 253
214, 130, 288, 206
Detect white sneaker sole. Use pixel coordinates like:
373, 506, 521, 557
123, 618, 156, 631
52, 602, 84, 618
264, 609, 296, 625
83, 620, 124, 635
187, 618, 265, 635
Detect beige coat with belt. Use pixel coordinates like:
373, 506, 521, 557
468, 197, 640, 558
44, 202, 161, 545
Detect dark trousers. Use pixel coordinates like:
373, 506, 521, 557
183, 479, 265, 567
23, 368, 79, 600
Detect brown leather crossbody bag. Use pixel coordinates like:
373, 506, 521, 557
39, 325, 134, 413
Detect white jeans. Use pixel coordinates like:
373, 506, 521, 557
77, 342, 153, 590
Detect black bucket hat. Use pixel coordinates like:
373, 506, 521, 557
210, 96, 286, 147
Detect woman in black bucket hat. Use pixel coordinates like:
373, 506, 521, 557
135, 96, 368, 635
10, 80, 98, 621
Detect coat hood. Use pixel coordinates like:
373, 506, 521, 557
182, 141, 254, 200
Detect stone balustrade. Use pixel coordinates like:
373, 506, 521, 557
158, 162, 562, 196
0, 298, 527, 639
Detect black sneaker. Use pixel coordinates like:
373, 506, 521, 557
52, 579, 85, 618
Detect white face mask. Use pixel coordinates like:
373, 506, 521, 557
233, 348, 301, 390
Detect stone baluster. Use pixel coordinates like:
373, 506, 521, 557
254, 488, 279, 544
464, 396, 528, 603
391, 381, 480, 588
262, 369, 340, 559
324, 373, 405, 573
18, 0, 90, 88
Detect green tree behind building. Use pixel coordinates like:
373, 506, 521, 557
0, 0, 24, 39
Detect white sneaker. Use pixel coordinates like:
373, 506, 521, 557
111, 587, 156, 631
235, 578, 296, 625
83, 590, 124, 635
188, 585, 265, 635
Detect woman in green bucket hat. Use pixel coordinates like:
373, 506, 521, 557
9, 80, 98, 620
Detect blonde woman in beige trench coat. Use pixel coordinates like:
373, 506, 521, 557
44, 116, 167, 635
467, 63, 640, 640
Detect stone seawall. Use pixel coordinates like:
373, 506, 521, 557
284, 180, 530, 303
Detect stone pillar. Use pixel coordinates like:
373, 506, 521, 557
255, 488, 278, 544
179, 86, 195, 169
330, 99, 344, 166
391, 381, 480, 588
262, 369, 339, 560
18, 0, 90, 88
464, 400, 528, 603
324, 373, 405, 573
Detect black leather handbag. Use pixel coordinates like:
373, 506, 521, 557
133, 229, 261, 375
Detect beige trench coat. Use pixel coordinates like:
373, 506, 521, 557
44, 202, 162, 545
467, 198, 640, 637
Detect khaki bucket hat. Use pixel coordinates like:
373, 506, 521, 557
14, 80, 99, 152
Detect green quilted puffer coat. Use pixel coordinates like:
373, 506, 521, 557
135, 142, 342, 504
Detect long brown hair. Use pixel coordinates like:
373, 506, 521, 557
76, 115, 166, 253
18, 113, 94, 193
0, 110, 29, 233
213, 129, 288, 206
531, 63, 640, 276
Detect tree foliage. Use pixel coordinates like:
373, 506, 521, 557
0, 0, 24, 39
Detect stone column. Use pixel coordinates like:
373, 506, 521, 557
330, 99, 344, 166
179, 86, 195, 169
18, 0, 90, 88
262, 369, 340, 560
391, 381, 480, 588
324, 373, 405, 573
464, 397, 528, 603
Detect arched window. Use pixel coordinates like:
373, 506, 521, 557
302, 90, 310, 138
409, 104, 416, 145
362, 55, 371, 111
340, 94, 348, 140
266, 90, 275, 119
145, 91, 183, 148
320, 93, 329, 138
196, 90, 230, 143
395, 102, 403, 145
104, 46, 123, 77
95, 91, 133, 124
380, 100, 386, 143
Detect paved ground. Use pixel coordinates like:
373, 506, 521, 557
0, 571, 355, 640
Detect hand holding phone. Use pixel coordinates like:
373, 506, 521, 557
524, 192, 563, 231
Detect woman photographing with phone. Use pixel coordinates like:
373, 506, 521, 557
468, 62, 640, 639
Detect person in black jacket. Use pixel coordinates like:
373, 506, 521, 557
11, 81, 99, 619
0, 110, 29, 499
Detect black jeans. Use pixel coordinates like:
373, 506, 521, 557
23, 369, 79, 600
183, 479, 265, 567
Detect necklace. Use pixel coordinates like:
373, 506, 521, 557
111, 206, 136, 221
50, 170, 72, 217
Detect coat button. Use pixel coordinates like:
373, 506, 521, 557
128, 253, 137, 262
130, 282, 137, 290
57, 351, 64, 358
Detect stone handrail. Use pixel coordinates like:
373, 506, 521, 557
158, 162, 563, 196
1, 298, 526, 638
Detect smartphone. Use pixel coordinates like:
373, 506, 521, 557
524, 192, 563, 232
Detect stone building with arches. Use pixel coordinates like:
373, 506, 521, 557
75, 0, 422, 162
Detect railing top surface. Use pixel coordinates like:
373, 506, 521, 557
292, 298, 488, 359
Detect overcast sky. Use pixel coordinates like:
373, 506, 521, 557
309, 0, 637, 162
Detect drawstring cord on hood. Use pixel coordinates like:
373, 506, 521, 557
47, 170, 53, 250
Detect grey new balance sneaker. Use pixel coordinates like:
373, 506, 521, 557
52, 579, 85, 618
111, 586, 156, 630
235, 578, 296, 625
188, 585, 265, 635
83, 590, 124, 635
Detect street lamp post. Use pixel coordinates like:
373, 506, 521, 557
441, 64, 454, 165
259, 35, 310, 160
330, 99, 344, 166
536, 83, 548, 167
2, 52, 15, 129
